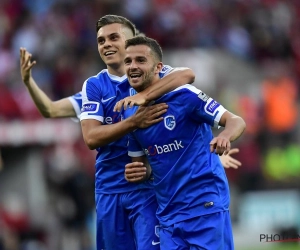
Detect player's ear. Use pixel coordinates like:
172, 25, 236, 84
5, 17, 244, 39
155, 62, 163, 74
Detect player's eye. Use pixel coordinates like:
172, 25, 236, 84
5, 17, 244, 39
138, 58, 146, 63
111, 35, 119, 41
98, 39, 105, 45
124, 59, 131, 65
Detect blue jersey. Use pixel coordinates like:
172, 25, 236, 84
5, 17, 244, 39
124, 84, 230, 227
80, 66, 173, 194
68, 91, 82, 119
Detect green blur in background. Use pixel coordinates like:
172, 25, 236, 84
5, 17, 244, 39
241, 244, 300, 250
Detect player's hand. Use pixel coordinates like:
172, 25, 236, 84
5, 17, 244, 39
219, 148, 241, 169
209, 136, 231, 156
125, 162, 147, 183
114, 92, 148, 112
132, 103, 168, 128
20, 47, 36, 85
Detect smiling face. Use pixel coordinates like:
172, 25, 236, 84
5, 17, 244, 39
97, 23, 134, 76
124, 44, 163, 92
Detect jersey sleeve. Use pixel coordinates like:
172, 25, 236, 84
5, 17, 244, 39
68, 91, 82, 119
159, 64, 174, 78
80, 78, 105, 123
121, 108, 145, 157
128, 133, 145, 157
182, 85, 227, 127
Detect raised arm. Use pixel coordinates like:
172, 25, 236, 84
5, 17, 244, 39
114, 67, 195, 111
210, 111, 246, 155
81, 104, 168, 149
20, 48, 76, 118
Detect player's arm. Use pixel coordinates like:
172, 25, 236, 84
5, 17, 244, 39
125, 156, 152, 183
20, 47, 76, 118
114, 67, 195, 111
135, 67, 195, 105
81, 104, 168, 149
210, 111, 246, 155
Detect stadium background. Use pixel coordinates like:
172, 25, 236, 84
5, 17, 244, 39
1, 0, 300, 249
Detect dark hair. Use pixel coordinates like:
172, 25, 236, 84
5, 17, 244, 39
96, 15, 136, 36
125, 36, 163, 61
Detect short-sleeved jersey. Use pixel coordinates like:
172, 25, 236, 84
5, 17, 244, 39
80, 66, 173, 194
123, 84, 230, 227
68, 91, 82, 119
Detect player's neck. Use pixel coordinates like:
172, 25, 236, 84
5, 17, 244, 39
137, 80, 157, 93
107, 64, 126, 77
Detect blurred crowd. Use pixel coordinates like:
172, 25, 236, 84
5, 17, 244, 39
1, 0, 300, 249
1, 0, 300, 120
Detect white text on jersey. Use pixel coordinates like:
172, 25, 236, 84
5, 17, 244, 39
144, 140, 184, 156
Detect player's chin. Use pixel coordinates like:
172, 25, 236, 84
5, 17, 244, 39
129, 79, 142, 89
104, 57, 120, 67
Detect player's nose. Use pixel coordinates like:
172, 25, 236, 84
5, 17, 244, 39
129, 60, 138, 69
103, 40, 112, 48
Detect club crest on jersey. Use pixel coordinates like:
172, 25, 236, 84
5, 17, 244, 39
129, 88, 136, 96
81, 102, 99, 114
164, 115, 176, 130
154, 225, 160, 238
205, 99, 220, 115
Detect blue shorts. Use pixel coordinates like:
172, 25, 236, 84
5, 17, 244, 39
159, 210, 234, 250
95, 189, 160, 250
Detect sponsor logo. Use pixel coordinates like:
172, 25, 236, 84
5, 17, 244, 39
151, 240, 160, 246
81, 102, 99, 114
198, 91, 210, 102
144, 140, 184, 156
101, 96, 116, 103
104, 114, 121, 124
164, 115, 176, 130
204, 99, 220, 115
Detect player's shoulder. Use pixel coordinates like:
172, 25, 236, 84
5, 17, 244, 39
171, 84, 202, 95
160, 64, 173, 73
85, 69, 107, 82
70, 91, 82, 99
161, 84, 211, 105
158, 64, 173, 78
82, 70, 108, 90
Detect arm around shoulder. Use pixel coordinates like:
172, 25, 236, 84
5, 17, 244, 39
143, 67, 195, 102
113, 67, 195, 111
